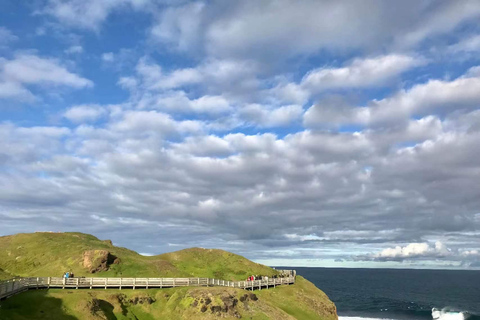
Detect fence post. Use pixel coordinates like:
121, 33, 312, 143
48, 277, 51, 289
105, 278, 107, 290
133, 278, 136, 290
90, 278, 93, 289
146, 278, 148, 289
76, 277, 79, 289
120, 278, 122, 290
62, 277, 65, 289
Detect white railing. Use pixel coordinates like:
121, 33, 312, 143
0, 271, 295, 300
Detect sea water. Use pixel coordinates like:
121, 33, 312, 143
291, 267, 480, 320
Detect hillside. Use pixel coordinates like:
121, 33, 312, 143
0, 232, 276, 280
0, 232, 338, 320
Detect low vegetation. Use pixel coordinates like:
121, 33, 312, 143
0, 232, 275, 280
0, 232, 337, 320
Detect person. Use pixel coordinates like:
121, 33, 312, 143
63, 272, 66, 278
65, 272, 70, 279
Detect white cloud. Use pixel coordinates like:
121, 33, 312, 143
304, 70, 480, 128
301, 54, 424, 92
102, 52, 115, 62
372, 242, 452, 261
2, 54, 92, 87
111, 110, 203, 136
449, 34, 480, 53
64, 105, 106, 123
0, 81, 34, 101
134, 57, 257, 93
151, 2, 205, 51
150, 1, 480, 63
240, 104, 303, 128
366, 74, 480, 125
42, 0, 152, 30
65, 45, 84, 54
0, 54, 92, 101
136, 91, 232, 115
462, 250, 479, 256
4, 0, 480, 268
0, 27, 18, 46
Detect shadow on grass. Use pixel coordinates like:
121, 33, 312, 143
98, 299, 117, 320
0, 289, 79, 320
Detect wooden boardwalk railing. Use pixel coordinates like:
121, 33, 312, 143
0, 270, 295, 300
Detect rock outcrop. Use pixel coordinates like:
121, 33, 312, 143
83, 250, 120, 273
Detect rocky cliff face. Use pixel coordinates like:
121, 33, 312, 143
83, 250, 120, 273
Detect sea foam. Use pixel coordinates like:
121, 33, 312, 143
338, 309, 468, 320
432, 308, 467, 320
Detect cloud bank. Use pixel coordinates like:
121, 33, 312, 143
0, 0, 479, 269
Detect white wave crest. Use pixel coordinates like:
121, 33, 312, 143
432, 308, 467, 320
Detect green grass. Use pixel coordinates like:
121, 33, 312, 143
0, 283, 336, 320
0, 267, 11, 279
0, 232, 276, 280
0, 232, 338, 319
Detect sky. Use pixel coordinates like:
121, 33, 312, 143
1, 0, 480, 270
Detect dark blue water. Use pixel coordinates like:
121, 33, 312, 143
293, 267, 480, 320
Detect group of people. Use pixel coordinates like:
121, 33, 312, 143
62, 272, 75, 279
246, 274, 288, 281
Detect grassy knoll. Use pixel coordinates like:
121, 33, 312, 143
0, 232, 338, 319
0, 232, 275, 280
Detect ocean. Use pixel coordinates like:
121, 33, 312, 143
293, 267, 480, 320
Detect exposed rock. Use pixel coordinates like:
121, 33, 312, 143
83, 250, 119, 273
210, 305, 222, 314
102, 240, 113, 246
129, 296, 155, 305
188, 289, 258, 318
113, 293, 155, 306
221, 294, 238, 311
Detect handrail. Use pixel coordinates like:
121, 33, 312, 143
0, 270, 296, 300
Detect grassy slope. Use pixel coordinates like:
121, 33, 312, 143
0, 232, 337, 320
0, 232, 275, 280
0, 267, 11, 279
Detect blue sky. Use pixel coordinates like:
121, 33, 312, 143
1, 0, 480, 269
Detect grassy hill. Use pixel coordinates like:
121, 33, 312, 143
0, 232, 338, 320
0, 232, 276, 280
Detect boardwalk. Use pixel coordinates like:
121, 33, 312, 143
0, 271, 295, 300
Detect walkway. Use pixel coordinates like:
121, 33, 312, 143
0, 271, 296, 300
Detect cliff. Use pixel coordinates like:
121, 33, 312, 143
0, 232, 337, 320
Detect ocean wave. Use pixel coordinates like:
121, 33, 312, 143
432, 308, 468, 320
338, 308, 471, 320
